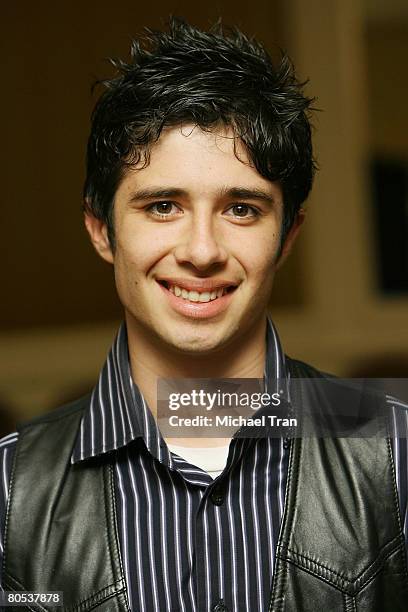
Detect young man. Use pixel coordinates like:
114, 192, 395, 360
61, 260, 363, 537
0, 18, 407, 612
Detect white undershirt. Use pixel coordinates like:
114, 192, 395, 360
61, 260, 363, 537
167, 443, 231, 479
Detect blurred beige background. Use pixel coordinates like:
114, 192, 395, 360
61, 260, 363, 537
1, 0, 407, 431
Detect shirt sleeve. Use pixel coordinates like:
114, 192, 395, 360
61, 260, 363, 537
0, 432, 18, 587
387, 395, 408, 557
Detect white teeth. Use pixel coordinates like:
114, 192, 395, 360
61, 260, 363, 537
166, 284, 232, 302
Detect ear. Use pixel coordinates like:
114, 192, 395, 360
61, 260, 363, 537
84, 211, 114, 264
275, 208, 306, 269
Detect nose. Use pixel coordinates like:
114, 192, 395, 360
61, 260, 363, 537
174, 212, 228, 271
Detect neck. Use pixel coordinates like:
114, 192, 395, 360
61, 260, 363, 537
126, 315, 268, 420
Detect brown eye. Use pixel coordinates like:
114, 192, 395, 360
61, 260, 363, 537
147, 201, 182, 217
227, 204, 259, 218
232, 205, 250, 217
155, 202, 173, 214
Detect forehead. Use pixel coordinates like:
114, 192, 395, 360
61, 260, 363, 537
116, 124, 280, 200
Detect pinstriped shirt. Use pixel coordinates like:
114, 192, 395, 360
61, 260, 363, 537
0, 319, 407, 611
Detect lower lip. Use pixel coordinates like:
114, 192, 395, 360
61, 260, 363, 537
157, 283, 236, 319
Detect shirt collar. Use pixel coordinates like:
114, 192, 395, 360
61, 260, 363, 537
71, 317, 287, 464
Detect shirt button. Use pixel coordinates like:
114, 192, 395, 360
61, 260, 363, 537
210, 486, 224, 506
213, 599, 228, 611
283, 437, 291, 450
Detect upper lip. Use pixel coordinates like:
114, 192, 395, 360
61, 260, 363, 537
157, 277, 238, 292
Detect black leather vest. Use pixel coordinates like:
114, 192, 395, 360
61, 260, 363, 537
2, 359, 408, 611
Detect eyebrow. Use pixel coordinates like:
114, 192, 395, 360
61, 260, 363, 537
127, 186, 277, 204
128, 188, 187, 202
221, 187, 276, 204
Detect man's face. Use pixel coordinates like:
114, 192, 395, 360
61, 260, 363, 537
87, 124, 301, 354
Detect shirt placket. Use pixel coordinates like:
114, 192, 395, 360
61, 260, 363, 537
194, 481, 230, 612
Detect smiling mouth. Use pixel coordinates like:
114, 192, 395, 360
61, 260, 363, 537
158, 281, 236, 303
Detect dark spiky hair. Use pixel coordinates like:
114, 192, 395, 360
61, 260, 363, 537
84, 17, 316, 248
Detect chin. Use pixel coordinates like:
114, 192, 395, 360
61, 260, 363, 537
166, 331, 225, 355
159, 319, 238, 354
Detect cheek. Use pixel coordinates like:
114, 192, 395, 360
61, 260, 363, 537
233, 231, 281, 282
115, 226, 170, 278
